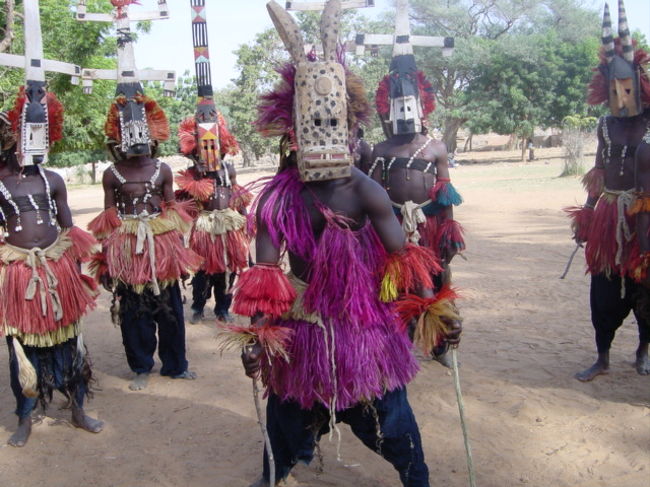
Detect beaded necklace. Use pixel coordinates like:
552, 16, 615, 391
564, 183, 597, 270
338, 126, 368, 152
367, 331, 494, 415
211, 164, 231, 201
405, 136, 433, 180
0, 166, 57, 235
110, 160, 162, 217
602, 117, 629, 177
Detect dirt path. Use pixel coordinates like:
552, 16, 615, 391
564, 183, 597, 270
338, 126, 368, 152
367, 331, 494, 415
0, 151, 647, 487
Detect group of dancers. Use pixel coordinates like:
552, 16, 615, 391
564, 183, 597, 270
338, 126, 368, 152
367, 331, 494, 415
0, 1, 648, 486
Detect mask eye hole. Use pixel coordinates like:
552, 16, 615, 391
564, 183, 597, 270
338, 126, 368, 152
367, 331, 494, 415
330, 119, 337, 127
626, 89, 631, 95
314, 119, 322, 127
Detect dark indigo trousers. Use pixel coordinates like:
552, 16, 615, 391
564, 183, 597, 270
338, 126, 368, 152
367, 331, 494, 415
7, 336, 87, 418
262, 387, 430, 487
191, 270, 234, 317
590, 273, 650, 353
117, 282, 188, 376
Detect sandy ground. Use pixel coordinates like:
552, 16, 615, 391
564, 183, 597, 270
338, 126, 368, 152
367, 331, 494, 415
0, 148, 648, 487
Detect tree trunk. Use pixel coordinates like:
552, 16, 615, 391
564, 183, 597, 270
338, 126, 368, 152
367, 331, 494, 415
442, 117, 465, 153
463, 134, 473, 153
241, 147, 254, 168
521, 136, 526, 162
0, 0, 15, 54
91, 160, 97, 185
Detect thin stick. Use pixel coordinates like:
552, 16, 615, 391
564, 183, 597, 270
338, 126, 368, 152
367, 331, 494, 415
559, 243, 581, 279
451, 348, 477, 487
252, 377, 275, 487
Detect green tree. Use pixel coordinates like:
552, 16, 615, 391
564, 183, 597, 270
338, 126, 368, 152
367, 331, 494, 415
407, 0, 599, 152
462, 31, 598, 160
228, 28, 287, 166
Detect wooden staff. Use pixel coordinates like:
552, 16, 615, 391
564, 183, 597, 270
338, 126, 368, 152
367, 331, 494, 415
560, 243, 582, 279
451, 347, 477, 487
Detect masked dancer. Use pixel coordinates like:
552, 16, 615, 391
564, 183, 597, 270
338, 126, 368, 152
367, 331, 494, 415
567, 0, 650, 381
86, 1, 202, 391
233, 2, 461, 485
175, 0, 252, 324
365, 0, 464, 365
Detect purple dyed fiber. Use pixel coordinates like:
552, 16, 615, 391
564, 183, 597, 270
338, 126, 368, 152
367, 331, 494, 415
257, 167, 316, 259
267, 316, 418, 411
303, 215, 383, 326
254, 63, 296, 136
255, 169, 419, 410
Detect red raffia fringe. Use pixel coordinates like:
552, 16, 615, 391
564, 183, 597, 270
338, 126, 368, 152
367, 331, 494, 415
7, 88, 64, 144
190, 227, 248, 274
66, 226, 99, 262
161, 199, 195, 225
394, 286, 460, 353
582, 167, 604, 199
0, 231, 98, 335
230, 184, 254, 212
88, 252, 108, 281
436, 219, 466, 253
175, 169, 215, 202
87, 207, 122, 240
380, 243, 441, 302
102, 230, 202, 287
232, 264, 296, 317
564, 205, 594, 242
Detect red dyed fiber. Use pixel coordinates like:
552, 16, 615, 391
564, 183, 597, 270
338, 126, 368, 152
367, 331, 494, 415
232, 265, 296, 317
582, 167, 605, 199
564, 206, 594, 243
382, 243, 440, 294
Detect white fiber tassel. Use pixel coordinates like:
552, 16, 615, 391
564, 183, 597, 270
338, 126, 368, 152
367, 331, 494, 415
12, 339, 38, 398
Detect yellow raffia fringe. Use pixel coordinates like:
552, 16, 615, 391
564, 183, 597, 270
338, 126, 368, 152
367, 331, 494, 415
165, 208, 193, 234
380, 273, 399, 302
215, 330, 257, 352
283, 273, 322, 324
0, 232, 71, 264
3, 322, 80, 348
414, 299, 462, 354
129, 279, 176, 295
119, 215, 178, 236
215, 326, 292, 363
11, 339, 38, 398
194, 208, 246, 236
628, 196, 650, 216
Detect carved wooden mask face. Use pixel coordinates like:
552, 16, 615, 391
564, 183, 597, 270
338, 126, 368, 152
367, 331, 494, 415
609, 71, 641, 117
267, 0, 352, 182
20, 81, 48, 166
294, 61, 351, 181
116, 83, 152, 158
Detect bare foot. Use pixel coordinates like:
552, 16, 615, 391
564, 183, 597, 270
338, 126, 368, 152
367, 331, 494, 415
129, 373, 150, 391
635, 345, 650, 375
71, 408, 104, 433
575, 362, 609, 382
8, 416, 32, 447
171, 370, 197, 380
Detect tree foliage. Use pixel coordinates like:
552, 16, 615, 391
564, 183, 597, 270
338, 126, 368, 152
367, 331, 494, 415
0, 0, 637, 167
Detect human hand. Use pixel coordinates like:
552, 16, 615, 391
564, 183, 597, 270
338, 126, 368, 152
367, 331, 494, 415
241, 342, 263, 379
442, 318, 462, 348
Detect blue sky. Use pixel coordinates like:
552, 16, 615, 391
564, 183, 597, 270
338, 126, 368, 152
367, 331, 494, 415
129, 0, 650, 90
